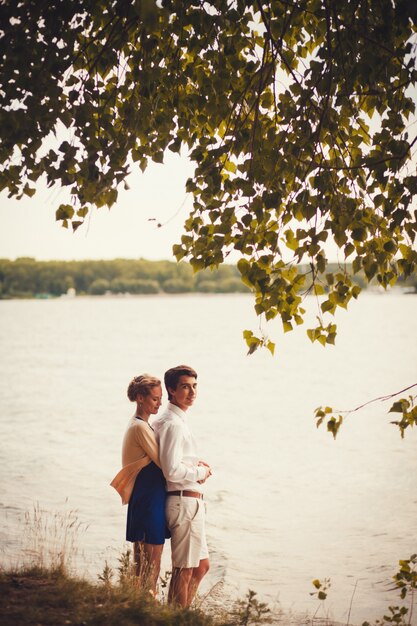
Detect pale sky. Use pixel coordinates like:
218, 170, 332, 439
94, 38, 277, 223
1, 152, 343, 264
0, 152, 196, 262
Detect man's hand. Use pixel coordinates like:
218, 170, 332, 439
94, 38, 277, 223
197, 460, 212, 483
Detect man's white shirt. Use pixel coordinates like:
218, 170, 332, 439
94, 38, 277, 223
153, 402, 206, 492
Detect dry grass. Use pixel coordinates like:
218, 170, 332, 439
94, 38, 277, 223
0, 566, 217, 626
20, 502, 87, 573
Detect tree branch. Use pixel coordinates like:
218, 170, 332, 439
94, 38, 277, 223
335, 383, 417, 416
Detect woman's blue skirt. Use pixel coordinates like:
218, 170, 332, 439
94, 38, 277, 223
126, 462, 170, 545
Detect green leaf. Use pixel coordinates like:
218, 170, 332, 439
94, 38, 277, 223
72, 220, 83, 232
307, 328, 316, 343
56, 204, 75, 221
389, 400, 409, 413
326, 332, 336, 345
23, 184, 36, 197
266, 340, 275, 355
223, 160, 237, 174
351, 228, 367, 242
313, 283, 325, 296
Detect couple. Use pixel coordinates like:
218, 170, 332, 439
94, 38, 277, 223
111, 364, 212, 607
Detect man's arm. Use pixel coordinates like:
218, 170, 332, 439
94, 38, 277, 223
158, 422, 209, 484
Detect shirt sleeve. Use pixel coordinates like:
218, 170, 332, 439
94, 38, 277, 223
135, 423, 161, 468
158, 421, 206, 483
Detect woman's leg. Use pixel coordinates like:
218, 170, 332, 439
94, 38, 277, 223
133, 541, 142, 577
134, 541, 163, 594
143, 542, 163, 594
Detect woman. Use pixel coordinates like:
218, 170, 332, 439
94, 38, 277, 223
111, 374, 168, 595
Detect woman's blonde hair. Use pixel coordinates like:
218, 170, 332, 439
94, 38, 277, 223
127, 374, 161, 402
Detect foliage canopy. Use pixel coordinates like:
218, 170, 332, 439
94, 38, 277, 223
1, 0, 417, 349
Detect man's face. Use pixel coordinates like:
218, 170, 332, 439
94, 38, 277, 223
169, 375, 197, 411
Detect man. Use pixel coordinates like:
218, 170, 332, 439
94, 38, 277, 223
153, 364, 212, 607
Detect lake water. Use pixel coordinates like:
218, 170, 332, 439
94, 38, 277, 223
0, 292, 416, 624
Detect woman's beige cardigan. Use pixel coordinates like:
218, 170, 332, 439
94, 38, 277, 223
110, 417, 161, 505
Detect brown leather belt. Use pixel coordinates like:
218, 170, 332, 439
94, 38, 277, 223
167, 490, 203, 499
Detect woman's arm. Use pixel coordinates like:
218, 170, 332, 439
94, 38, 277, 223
135, 423, 161, 468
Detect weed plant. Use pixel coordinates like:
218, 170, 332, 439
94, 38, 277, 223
21, 502, 88, 574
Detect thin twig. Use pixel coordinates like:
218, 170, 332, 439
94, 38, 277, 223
336, 383, 417, 416
346, 580, 358, 626
408, 588, 414, 626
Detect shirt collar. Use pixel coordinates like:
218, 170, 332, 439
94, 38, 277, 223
168, 401, 187, 421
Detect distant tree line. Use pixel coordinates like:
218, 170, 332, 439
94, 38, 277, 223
0, 258, 249, 298
0, 258, 415, 300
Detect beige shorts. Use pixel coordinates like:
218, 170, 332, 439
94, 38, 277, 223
165, 495, 209, 568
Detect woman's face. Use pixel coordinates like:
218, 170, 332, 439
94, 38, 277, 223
138, 385, 162, 417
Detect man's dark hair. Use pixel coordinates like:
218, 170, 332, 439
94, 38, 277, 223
164, 365, 197, 400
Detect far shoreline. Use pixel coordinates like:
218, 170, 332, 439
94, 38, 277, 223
0, 286, 415, 302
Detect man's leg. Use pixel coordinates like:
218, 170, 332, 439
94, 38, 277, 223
168, 558, 210, 607
169, 566, 193, 607
166, 496, 208, 606
188, 558, 210, 605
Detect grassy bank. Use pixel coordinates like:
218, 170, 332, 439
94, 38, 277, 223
0, 562, 277, 626
2, 558, 416, 626
0, 506, 275, 626
1, 505, 415, 626
0, 566, 207, 626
